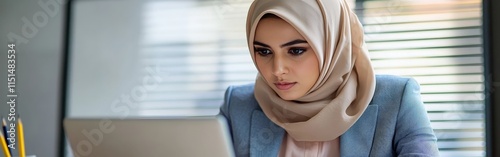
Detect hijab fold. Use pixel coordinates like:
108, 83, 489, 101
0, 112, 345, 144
246, 0, 376, 141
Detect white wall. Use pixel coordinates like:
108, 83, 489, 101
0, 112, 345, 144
67, 0, 143, 118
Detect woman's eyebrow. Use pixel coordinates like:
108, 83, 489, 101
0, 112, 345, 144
280, 39, 307, 47
254, 41, 270, 48
254, 39, 308, 48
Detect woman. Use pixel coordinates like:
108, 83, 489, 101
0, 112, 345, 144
219, 0, 440, 156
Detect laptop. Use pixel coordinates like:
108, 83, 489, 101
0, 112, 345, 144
64, 115, 235, 157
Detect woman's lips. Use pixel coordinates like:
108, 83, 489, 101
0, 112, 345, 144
274, 82, 297, 90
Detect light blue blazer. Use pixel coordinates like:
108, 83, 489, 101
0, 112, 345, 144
219, 75, 440, 157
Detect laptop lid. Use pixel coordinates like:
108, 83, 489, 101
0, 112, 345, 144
64, 115, 235, 157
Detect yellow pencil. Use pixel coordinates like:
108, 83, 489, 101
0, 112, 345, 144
17, 118, 25, 157
2, 118, 12, 155
0, 131, 11, 157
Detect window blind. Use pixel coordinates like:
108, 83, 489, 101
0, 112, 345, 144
358, 0, 484, 156
136, 0, 256, 116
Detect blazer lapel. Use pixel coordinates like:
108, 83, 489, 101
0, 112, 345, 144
340, 105, 379, 157
249, 110, 285, 157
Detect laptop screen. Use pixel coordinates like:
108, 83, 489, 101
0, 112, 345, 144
64, 116, 234, 157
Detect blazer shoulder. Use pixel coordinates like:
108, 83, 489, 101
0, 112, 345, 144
368, 75, 438, 156
372, 75, 420, 106
375, 75, 414, 89
226, 83, 257, 102
220, 83, 260, 117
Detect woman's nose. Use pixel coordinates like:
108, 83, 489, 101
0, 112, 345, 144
273, 56, 289, 77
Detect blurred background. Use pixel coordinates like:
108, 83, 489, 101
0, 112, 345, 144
0, 0, 498, 156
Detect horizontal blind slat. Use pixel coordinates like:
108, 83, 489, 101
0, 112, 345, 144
430, 121, 483, 129
369, 47, 481, 59
367, 37, 481, 50
371, 56, 482, 68
364, 19, 480, 33
365, 28, 481, 42
361, 11, 481, 24
374, 65, 482, 76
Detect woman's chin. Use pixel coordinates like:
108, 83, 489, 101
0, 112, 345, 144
276, 92, 300, 101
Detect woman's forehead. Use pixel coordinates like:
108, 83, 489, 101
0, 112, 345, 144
253, 17, 308, 44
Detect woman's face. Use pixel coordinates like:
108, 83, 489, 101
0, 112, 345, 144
253, 17, 320, 100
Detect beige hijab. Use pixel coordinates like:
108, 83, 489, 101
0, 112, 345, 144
246, 0, 376, 142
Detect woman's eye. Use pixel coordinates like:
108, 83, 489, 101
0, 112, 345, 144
255, 48, 272, 56
289, 48, 306, 56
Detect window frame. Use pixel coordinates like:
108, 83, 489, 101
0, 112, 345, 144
483, 0, 500, 156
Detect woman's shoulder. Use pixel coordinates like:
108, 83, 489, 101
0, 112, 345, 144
370, 75, 439, 155
220, 83, 261, 115
224, 83, 257, 101
375, 74, 418, 88
372, 74, 421, 106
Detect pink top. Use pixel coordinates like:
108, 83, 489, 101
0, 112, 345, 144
278, 133, 340, 157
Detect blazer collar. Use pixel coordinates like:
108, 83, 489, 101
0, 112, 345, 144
249, 105, 378, 157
